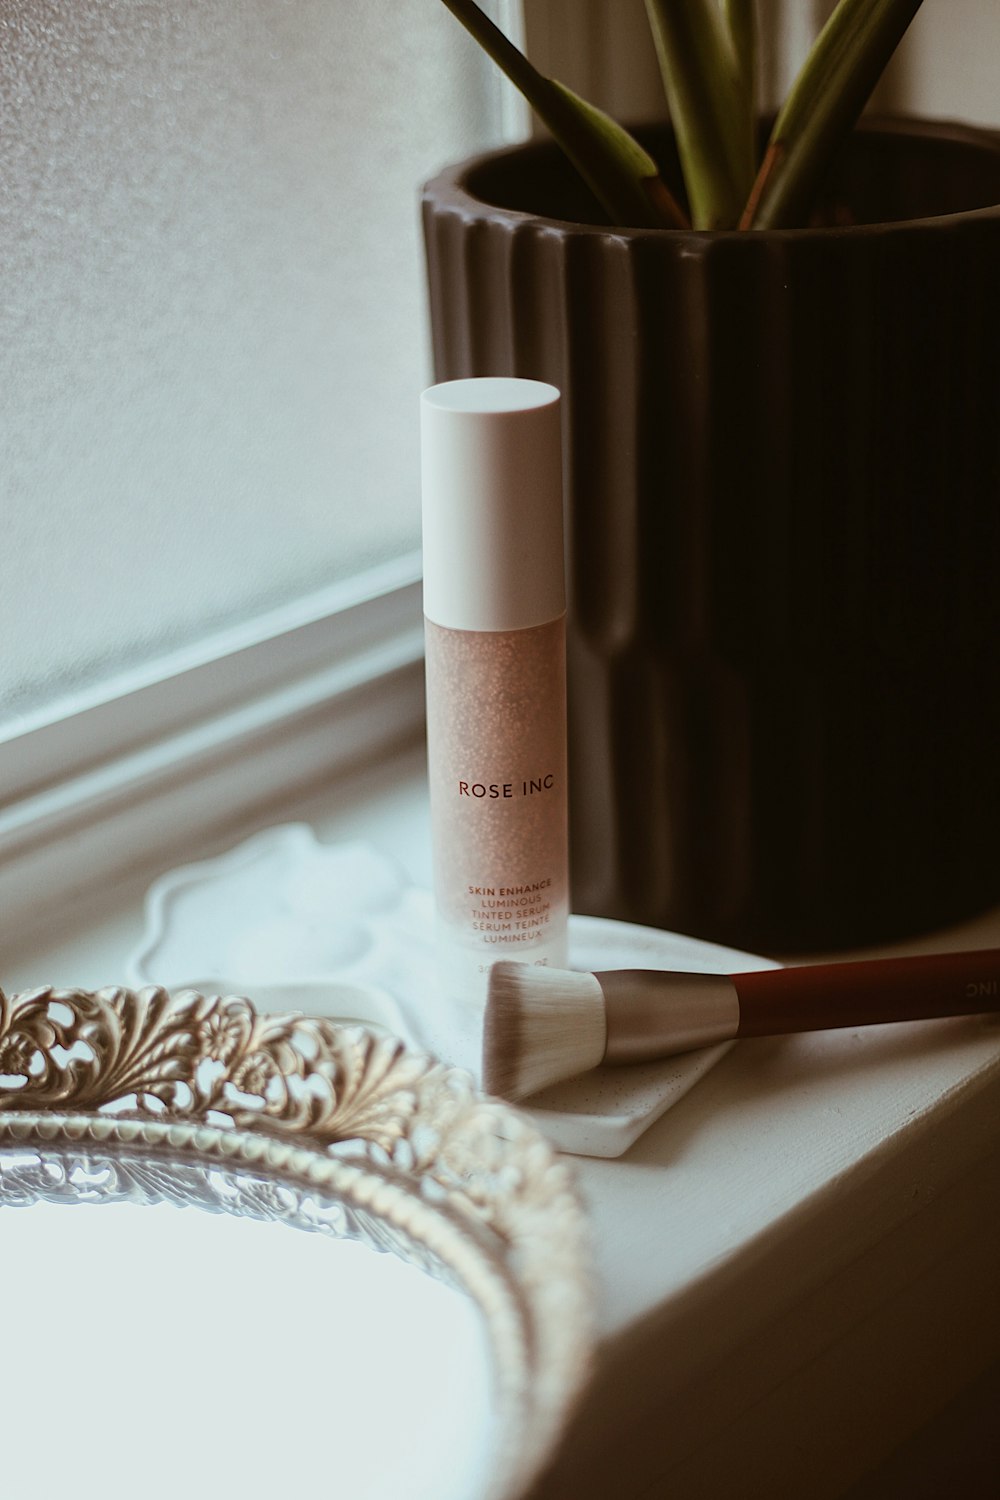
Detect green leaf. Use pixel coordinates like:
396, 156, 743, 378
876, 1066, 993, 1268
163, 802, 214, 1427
439, 0, 688, 229
543, 81, 690, 230
724, 0, 759, 181
743, 0, 926, 229
644, 0, 752, 230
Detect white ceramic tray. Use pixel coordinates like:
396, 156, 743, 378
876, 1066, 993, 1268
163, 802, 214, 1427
128, 824, 779, 1157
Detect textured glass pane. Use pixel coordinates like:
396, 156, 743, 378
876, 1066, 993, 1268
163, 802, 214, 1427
0, 0, 507, 724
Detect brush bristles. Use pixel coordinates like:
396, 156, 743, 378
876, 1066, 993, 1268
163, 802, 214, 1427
483, 962, 607, 1100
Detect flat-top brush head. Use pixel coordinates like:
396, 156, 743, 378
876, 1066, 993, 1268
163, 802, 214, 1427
483, 962, 607, 1100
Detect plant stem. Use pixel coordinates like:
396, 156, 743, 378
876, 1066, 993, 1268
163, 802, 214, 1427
439, 0, 688, 229
644, 0, 751, 229
743, 0, 925, 229
723, 0, 758, 183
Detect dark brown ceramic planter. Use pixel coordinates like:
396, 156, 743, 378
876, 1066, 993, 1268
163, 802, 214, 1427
422, 119, 1000, 953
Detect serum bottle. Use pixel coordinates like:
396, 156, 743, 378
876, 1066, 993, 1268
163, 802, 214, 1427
421, 378, 568, 1001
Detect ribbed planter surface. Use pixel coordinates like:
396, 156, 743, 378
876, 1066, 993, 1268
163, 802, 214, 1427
423, 121, 1000, 951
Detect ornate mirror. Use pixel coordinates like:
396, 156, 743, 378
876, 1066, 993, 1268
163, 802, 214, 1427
0, 985, 592, 1500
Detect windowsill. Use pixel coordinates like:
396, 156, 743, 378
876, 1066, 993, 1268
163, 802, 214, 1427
5, 737, 1000, 1499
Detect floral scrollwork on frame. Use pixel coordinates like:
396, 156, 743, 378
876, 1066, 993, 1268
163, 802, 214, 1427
0, 984, 443, 1153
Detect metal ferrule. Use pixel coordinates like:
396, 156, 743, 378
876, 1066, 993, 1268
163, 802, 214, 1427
596, 970, 740, 1064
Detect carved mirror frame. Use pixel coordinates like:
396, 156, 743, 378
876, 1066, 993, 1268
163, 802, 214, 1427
0, 984, 593, 1500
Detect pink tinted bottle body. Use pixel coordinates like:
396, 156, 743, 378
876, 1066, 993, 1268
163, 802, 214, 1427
425, 613, 569, 999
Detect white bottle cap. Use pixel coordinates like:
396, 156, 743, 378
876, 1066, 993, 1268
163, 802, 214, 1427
421, 377, 564, 632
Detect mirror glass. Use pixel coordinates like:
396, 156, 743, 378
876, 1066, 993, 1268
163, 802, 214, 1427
0, 1145, 494, 1500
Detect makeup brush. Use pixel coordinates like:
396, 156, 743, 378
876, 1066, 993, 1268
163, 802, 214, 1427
483, 948, 1000, 1100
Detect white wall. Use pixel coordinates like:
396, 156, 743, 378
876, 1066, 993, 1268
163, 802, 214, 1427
880, 0, 1000, 125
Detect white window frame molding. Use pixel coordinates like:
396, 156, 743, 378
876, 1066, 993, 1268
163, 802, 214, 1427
0, 555, 426, 939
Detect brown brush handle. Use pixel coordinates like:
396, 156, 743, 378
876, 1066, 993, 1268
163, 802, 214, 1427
732, 949, 1000, 1037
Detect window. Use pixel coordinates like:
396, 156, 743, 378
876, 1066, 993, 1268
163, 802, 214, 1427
1, 0, 513, 730
0, 0, 523, 929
